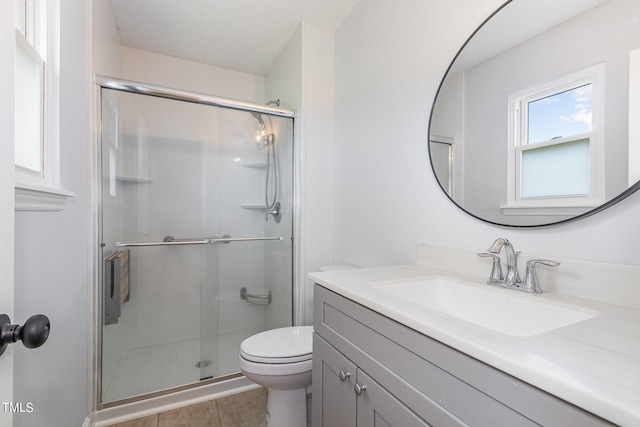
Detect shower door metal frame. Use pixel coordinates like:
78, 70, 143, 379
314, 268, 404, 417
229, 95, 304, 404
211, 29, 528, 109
97, 76, 295, 117
92, 76, 297, 410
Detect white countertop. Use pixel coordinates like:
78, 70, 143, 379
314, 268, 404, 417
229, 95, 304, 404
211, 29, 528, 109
309, 263, 640, 426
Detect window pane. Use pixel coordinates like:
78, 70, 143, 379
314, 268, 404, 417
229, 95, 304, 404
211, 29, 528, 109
521, 139, 590, 198
15, 38, 43, 173
527, 84, 592, 144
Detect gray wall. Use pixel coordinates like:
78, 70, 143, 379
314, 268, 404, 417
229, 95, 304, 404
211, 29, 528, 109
13, 1, 90, 426
333, 0, 640, 267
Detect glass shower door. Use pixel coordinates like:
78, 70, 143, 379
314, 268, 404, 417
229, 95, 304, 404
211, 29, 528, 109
198, 108, 294, 381
100, 87, 293, 405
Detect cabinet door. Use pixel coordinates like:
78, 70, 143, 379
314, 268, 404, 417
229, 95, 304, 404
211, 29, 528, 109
356, 370, 431, 427
313, 334, 357, 427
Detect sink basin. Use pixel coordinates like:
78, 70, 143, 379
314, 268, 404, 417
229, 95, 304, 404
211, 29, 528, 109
374, 277, 596, 337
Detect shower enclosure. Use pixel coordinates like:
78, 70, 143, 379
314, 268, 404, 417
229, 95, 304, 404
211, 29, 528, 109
98, 78, 294, 405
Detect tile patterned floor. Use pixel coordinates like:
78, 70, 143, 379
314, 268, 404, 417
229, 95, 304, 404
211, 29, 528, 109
108, 387, 267, 427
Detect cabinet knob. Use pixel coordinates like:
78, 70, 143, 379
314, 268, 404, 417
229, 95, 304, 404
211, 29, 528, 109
0, 314, 50, 356
339, 370, 351, 382
354, 383, 367, 396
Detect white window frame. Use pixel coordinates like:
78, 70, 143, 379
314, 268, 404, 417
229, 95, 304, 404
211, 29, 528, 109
14, 0, 74, 211
503, 64, 605, 216
430, 135, 454, 195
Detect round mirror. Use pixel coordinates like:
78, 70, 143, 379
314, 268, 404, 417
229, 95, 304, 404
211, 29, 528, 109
429, 0, 640, 227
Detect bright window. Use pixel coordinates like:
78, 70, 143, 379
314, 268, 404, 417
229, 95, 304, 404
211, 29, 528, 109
15, 0, 46, 176
505, 65, 605, 214
527, 84, 592, 144
15, 32, 44, 173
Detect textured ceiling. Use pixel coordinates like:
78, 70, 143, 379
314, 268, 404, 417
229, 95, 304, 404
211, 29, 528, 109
108, 0, 363, 76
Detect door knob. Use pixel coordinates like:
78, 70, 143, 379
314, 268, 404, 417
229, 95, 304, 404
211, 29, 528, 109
0, 314, 50, 356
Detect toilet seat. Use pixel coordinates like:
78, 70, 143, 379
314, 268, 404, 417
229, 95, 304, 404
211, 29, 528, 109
238, 326, 314, 426
240, 326, 313, 364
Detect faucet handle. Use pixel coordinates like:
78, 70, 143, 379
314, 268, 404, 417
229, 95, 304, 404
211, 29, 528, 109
514, 251, 522, 283
521, 259, 560, 293
477, 252, 503, 284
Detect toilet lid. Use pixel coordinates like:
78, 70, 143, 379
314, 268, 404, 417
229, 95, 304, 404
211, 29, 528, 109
240, 326, 313, 364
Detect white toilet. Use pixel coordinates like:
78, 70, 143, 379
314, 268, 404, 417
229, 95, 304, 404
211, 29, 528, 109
239, 325, 314, 427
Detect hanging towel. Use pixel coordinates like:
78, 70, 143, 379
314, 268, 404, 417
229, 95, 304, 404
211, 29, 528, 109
104, 249, 130, 325
119, 249, 130, 303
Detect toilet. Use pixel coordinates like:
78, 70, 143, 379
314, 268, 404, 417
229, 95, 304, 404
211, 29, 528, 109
239, 325, 314, 427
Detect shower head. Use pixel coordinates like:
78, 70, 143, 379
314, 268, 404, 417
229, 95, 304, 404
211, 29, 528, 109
251, 112, 265, 127
250, 99, 279, 126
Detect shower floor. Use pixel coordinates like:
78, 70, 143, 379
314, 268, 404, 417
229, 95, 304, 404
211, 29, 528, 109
102, 327, 263, 403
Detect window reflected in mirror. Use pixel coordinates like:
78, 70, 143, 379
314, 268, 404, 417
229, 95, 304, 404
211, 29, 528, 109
507, 64, 604, 210
429, 0, 639, 227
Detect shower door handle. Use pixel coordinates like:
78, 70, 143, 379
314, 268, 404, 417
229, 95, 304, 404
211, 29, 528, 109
113, 235, 284, 248
210, 236, 284, 243
114, 239, 210, 248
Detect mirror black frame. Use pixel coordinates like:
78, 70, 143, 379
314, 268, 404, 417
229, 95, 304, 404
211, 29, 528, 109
428, 0, 640, 228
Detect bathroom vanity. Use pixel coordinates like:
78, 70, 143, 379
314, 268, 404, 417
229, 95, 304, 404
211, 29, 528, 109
309, 245, 640, 426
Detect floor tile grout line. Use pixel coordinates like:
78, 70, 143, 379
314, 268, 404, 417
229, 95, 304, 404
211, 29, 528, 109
214, 399, 224, 427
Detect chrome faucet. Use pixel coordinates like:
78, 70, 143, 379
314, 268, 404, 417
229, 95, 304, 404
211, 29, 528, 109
488, 238, 520, 287
477, 238, 560, 293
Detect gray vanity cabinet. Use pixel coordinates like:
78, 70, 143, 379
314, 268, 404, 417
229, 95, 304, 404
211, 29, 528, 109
312, 284, 613, 427
355, 369, 431, 427
314, 334, 430, 427
313, 334, 356, 426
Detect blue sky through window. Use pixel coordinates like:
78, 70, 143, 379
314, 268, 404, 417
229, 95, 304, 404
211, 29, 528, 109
527, 83, 592, 144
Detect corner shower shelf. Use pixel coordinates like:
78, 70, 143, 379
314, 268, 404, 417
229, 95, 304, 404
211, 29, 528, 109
241, 162, 267, 169
116, 175, 153, 184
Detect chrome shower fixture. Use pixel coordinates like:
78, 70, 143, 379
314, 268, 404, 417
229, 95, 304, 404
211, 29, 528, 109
251, 111, 265, 127
251, 111, 274, 149
255, 127, 274, 149
248, 101, 282, 223
250, 99, 279, 128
